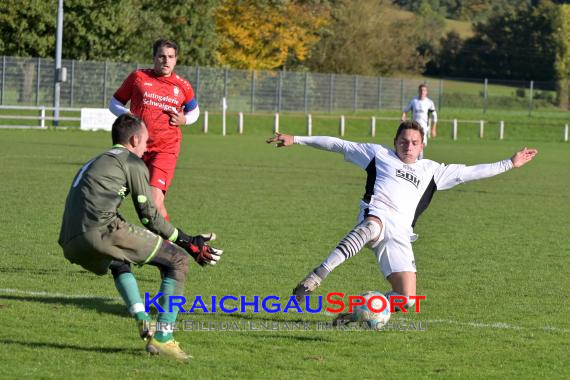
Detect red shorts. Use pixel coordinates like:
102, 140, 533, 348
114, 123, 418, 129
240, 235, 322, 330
142, 151, 178, 192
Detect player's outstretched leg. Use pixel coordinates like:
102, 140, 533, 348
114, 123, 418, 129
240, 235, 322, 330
145, 241, 192, 362
293, 218, 382, 303
109, 261, 155, 340
385, 271, 417, 312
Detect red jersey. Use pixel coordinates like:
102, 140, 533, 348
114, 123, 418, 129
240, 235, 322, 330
114, 69, 197, 154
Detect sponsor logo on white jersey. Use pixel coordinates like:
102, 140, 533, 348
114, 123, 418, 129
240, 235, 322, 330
396, 169, 420, 188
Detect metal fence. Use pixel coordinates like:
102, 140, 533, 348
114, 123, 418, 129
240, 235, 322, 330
0, 56, 559, 114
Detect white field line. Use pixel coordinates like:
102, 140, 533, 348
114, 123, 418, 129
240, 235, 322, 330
1, 288, 568, 334
0, 287, 120, 300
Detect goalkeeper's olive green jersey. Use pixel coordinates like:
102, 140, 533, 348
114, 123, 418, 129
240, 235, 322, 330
58, 145, 176, 246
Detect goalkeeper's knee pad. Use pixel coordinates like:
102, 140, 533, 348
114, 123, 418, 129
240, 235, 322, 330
149, 241, 189, 282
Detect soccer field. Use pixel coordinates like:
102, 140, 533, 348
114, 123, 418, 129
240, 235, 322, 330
0, 126, 568, 378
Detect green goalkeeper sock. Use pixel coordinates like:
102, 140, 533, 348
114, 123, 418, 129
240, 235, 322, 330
114, 272, 150, 321
155, 277, 180, 342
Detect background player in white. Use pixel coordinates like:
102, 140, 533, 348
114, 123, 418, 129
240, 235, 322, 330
267, 122, 537, 311
401, 84, 438, 155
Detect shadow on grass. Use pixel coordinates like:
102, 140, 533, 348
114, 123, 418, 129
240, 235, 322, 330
0, 267, 64, 276
0, 294, 126, 318
249, 333, 332, 343
0, 338, 142, 356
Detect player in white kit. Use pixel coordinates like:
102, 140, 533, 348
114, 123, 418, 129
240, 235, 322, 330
267, 121, 537, 311
402, 84, 438, 155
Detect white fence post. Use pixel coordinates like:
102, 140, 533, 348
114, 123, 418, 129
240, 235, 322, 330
238, 112, 243, 134
452, 119, 457, 141
479, 120, 484, 139
370, 116, 376, 137
307, 114, 312, 136
564, 124, 568, 142
499, 120, 504, 140
339, 115, 345, 136
273, 113, 279, 133
40, 106, 46, 129
202, 111, 208, 134
222, 97, 227, 136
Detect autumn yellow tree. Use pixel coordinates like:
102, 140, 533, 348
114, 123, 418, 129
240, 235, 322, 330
215, 0, 329, 70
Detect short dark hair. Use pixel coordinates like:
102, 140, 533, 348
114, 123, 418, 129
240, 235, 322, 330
112, 114, 144, 145
418, 84, 427, 91
153, 39, 178, 57
394, 120, 424, 142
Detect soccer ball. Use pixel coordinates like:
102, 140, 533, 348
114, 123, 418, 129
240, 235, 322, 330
353, 291, 391, 329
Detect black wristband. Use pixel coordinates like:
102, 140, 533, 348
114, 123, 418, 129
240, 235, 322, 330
175, 229, 191, 246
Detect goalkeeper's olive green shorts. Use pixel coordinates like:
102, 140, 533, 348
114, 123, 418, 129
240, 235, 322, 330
62, 218, 163, 275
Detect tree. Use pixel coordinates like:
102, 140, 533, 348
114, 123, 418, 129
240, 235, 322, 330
393, 0, 533, 22
0, 0, 219, 65
214, 0, 329, 70
307, 0, 426, 76
425, 31, 463, 75
63, 0, 151, 62
427, 1, 560, 81
0, 0, 56, 102
139, 0, 220, 66
415, 0, 446, 60
554, 4, 570, 108
0, 0, 55, 57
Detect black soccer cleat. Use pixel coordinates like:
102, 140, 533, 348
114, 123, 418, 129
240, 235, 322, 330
332, 312, 356, 326
292, 272, 322, 303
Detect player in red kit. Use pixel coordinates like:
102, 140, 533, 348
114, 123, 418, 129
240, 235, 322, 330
109, 39, 200, 221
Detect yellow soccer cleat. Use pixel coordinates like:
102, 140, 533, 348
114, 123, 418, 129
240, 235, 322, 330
146, 337, 192, 362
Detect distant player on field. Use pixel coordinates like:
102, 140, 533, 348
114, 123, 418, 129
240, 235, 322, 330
109, 39, 200, 221
59, 114, 222, 362
401, 84, 438, 157
267, 122, 537, 313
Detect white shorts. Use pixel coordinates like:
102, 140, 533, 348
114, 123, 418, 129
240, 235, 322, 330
357, 206, 417, 278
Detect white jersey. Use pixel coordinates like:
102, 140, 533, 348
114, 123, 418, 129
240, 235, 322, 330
294, 136, 512, 233
403, 97, 437, 132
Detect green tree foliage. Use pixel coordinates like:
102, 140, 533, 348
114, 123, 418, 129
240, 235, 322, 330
554, 4, 570, 108
0, 0, 56, 57
0, 0, 57, 102
0, 0, 219, 65
393, 0, 532, 22
427, 1, 559, 81
306, 0, 425, 76
63, 0, 152, 62
415, 1, 446, 59
139, 0, 219, 66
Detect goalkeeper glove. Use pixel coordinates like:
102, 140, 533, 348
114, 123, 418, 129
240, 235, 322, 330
175, 230, 223, 266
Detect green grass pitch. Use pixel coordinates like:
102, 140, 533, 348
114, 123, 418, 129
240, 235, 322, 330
0, 120, 568, 378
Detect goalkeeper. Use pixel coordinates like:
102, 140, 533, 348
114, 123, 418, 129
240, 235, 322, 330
58, 114, 222, 362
